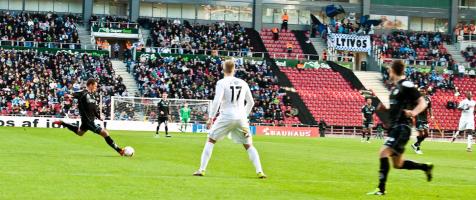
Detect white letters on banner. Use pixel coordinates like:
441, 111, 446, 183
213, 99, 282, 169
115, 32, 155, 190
327, 34, 371, 53
0, 116, 187, 132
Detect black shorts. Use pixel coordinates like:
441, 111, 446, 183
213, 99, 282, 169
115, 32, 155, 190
80, 120, 102, 134
384, 125, 411, 155
416, 120, 429, 131
158, 116, 168, 123
363, 121, 373, 128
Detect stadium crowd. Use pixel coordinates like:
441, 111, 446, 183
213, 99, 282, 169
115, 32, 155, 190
132, 54, 298, 124
0, 49, 126, 118
147, 19, 252, 55
89, 15, 138, 29
461, 46, 476, 68
0, 12, 81, 49
374, 31, 452, 66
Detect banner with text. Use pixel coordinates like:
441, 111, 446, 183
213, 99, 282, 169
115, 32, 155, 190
256, 126, 319, 137
0, 116, 185, 132
327, 34, 371, 53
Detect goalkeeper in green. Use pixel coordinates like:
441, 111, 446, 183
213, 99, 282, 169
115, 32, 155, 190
180, 103, 192, 132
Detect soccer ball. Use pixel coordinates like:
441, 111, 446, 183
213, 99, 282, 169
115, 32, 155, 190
123, 146, 135, 157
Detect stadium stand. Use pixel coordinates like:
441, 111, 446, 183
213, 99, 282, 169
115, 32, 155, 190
373, 31, 451, 66
461, 47, 476, 67
147, 19, 251, 55
0, 12, 81, 49
281, 67, 365, 126
0, 49, 126, 118
260, 28, 304, 59
133, 54, 300, 125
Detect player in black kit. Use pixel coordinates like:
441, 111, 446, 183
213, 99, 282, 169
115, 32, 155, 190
361, 98, 375, 143
156, 92, 171, 137
367, 61, 433, 195
411, 88, 432, 154
54, 79, 125, 156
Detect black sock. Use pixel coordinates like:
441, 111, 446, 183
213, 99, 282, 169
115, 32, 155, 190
415, 135, 425, 146
165, 126, 168, 135
104, 136, 122, 152
156, 125, 160, 134
367, 135, 370, 141
378, 157, 390, 192
62, 122, 78, 134
362, 133, 366, 139
401, 160, 428, 171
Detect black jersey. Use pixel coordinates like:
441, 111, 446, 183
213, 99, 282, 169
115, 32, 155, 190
362, 105, 376, 122
389, 80, 421, 126
157, 99, 170, 117
73, 90, 100, 122
416, 95, 431, 122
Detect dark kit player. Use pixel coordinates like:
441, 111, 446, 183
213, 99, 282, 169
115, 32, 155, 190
361, 98, 375, 143
368, 61, 433, 195
54, 79, 125, 156
156, 92, 171, 137
411, 88, 432, 154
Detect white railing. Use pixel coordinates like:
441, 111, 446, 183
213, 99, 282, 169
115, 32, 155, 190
90, 21, 139, 29
142, 47, 320, 60
372, 48, 449, 68
0, 40, 97, 50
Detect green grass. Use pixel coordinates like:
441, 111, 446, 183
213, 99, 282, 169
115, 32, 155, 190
0, 127, 474, 200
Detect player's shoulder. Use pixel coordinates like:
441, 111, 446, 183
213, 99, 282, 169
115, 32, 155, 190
400, 80, 415, 88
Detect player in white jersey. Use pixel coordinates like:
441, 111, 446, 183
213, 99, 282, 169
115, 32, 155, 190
451, 92, 475, 152
193, 60, 266, 178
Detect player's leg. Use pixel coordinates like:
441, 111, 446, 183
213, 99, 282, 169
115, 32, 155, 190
243, 143, 266, 178
156, 121, 161, 136
183, 118, 189, 132
98, 128, 124, 155
55, 121, 86, 136
194, 118, 228, 176
194, 137, 216, 176
367, 126, 372, 142
390, 126, 433, 180
232, 120, 265, 178
452, 121, 466, 142
467, 129, 473, 152
361, 124, 367, 142
164, 120, 170, 137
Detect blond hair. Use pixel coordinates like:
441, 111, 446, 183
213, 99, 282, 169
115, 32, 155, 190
224, 60, 235, 74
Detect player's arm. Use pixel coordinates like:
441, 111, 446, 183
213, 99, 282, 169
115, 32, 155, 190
377, 103, 388, 112
457, 101, 468, 110
208, 82, 224, 120
403, 86, 427, 117
361, 106, 365, 120
244, 84, 255, 116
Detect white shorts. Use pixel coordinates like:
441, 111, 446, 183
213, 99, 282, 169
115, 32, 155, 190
458, 119, 475, 131
208, 118, 252, 144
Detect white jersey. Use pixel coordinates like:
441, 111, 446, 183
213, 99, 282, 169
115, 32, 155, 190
458, 99, 476, 121
209, 76, 254, 120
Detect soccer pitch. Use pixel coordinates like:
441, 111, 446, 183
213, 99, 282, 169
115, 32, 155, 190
0, 127, 474, 200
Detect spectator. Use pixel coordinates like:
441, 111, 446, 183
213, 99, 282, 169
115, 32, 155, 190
0, 12, 80, 48
458, 64, 466, 77
281, 12, 289, 31
286, 42, 293, 55
318, 119, 327, 137
113, 42, 120, 59
0, 49, 126, 118
469, 68, 476, 78
272, 27, 279, 41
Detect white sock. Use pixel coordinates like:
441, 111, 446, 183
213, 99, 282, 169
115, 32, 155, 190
453, 131, 460, 138
199, 141, 214, 171
247, 146, 263, 173
468, 135, 473, 149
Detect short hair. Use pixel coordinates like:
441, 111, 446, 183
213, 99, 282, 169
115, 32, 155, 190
391, 60, 405, 76
224, 60, 235, 74
86, 78, 97, 86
